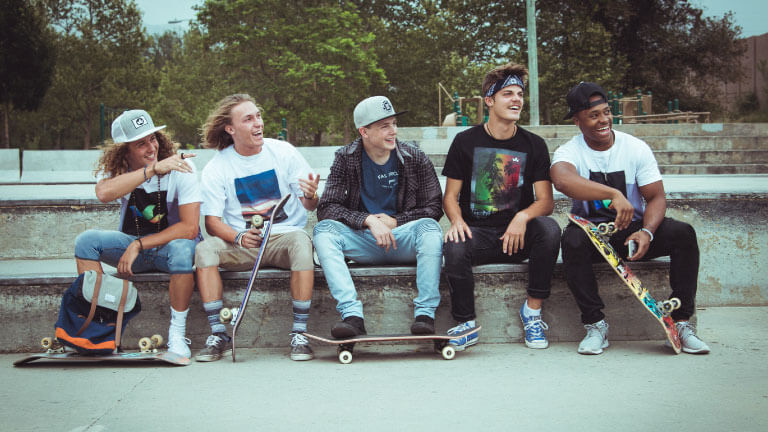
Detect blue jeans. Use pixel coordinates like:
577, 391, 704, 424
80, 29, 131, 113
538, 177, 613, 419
74, 229, 195, 274
443, 216, 561, 322
313, 218, 443, 319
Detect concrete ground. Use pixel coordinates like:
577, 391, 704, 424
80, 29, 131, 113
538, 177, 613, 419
2, 306, 767, 432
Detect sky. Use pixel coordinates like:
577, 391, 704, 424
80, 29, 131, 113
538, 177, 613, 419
133, 0, 768, 38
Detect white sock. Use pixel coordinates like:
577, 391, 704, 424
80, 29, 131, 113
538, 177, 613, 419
170, 306, 189, 336
523, 301, 541, 317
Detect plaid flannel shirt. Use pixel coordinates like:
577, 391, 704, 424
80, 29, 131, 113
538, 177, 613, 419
317, 138, 443, 229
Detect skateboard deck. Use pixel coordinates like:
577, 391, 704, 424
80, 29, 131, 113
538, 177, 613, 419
13, 350, 190, 366
231, 194, 291, 362
568, 213, 682, 353
303, 326, 482, 364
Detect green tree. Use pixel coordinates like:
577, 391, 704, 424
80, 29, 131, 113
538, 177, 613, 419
198, 0, 386, 146
0, 0, 56, 148
41, 0, 154, 149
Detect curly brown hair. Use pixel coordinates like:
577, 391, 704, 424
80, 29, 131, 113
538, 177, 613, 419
482, 62, 529, 99
202, 93, 261, 150
96, 131, 178, 178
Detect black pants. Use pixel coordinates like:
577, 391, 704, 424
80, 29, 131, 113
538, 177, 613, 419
443, 216, 561, 322
561, 217, 699, 324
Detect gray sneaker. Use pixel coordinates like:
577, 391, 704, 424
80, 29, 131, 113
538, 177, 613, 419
195, 334, 232, 362
289, 332, 314, 361
578, 320, 609, 355
675, 321, 710, 354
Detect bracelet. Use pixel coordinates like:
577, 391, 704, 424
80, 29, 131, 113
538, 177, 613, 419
304, 191, 318, 200
640, 228, 654, 242
136, 238, 144, 251
234, 231, 247, 247
143, 165, 150, 183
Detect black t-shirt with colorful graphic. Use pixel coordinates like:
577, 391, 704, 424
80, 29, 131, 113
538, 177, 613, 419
121, 187, 169, 236
442, 124, 551, 228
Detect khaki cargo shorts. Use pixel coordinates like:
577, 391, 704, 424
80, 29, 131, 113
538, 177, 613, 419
195, 230, 314, 271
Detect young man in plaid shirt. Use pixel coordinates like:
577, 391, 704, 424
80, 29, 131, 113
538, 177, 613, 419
313, 96, 444, 337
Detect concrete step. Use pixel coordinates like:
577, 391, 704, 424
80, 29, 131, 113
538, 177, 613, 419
0, 258, 688, 352
416, 136, 768, 155
398, 123, 768, 141
658, 164, 768, 174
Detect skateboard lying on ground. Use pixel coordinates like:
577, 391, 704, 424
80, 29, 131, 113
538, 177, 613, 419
568, 213, 682, 353
231, 194, 291, 362
303, 326, 482, 364
13, 336, 190, 366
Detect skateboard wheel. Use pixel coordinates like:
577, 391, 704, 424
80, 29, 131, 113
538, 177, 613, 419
138, 337, 152, 352
41, 337, 53, 350
441, 345, 456, 360
220, 307, 233, 323
670, 298, 681, 310
251, 215, 264, 228
150, 334, 164, 348
338, 350, 353, 364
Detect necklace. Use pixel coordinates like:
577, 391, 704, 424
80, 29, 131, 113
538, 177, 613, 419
484, 122, 517, 140
132, 174, 162, 237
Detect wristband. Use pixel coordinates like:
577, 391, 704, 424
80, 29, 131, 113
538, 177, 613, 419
136, 238, 144, 251
143, 165, 150, 183
640, 228, 654, 242
234, 231, 247, 247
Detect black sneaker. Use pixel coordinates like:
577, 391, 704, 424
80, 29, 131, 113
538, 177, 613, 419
410, 315, 435, 335
331, 316, 367, 339
194, 333, 232, 362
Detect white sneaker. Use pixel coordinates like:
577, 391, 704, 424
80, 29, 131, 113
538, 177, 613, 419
578, 320, 609, 355
676, 321, 710, 354
167, 333, 192, 358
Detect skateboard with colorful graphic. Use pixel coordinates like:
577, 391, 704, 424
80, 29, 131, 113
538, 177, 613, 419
568, 213, 682, 353
230, 194, 291, 362
13, 336, 189, 366
303, 326, 482, 364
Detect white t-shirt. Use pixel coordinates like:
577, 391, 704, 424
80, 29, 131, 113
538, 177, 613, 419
101, 160, 201, 233
200, 139, 311, 234
552, 130, 662, 222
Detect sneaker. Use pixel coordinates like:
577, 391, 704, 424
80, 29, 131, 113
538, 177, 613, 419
331, 316, 367, 339
410, 315, 435, 335
194, 334, 232, 362
447, 321, 478, 351
674, 321, 711, 354
519, 304, 549, 349
167, 333, 191, 358
289, 332, 314, 361
578, 320, 609, 355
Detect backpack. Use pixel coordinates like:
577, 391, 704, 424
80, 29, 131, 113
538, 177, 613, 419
55, 271, 141, 355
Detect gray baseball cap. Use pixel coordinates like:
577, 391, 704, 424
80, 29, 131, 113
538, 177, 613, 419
353, 96, 407, 129
111, 109, 166, 143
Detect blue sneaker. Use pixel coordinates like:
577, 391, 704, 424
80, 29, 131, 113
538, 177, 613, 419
519, 304, 549, 349
447, 321, 478, 351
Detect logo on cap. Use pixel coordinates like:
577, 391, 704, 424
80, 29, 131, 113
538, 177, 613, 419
132, 116, 148, 129
382, 100, 392, 112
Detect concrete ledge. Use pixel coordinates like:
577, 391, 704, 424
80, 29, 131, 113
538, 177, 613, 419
0, 260, 679, 353
0, 149, 20, 184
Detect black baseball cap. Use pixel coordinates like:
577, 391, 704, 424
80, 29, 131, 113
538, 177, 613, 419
563, 82, 609, 120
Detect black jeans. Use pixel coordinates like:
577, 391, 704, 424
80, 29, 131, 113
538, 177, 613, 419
561, 217, 699, 324
443, 216, 561, 322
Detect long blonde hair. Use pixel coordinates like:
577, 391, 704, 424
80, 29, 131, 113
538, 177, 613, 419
202, 93, 260, 150
96, 131, 178, 178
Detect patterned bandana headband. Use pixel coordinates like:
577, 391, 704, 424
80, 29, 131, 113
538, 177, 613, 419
485, 74, 525, 98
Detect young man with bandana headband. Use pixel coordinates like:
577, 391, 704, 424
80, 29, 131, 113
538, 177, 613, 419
442, 63, 560, 351
551, 82, 709, 355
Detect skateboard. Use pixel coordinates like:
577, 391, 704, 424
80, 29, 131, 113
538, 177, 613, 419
231, 194, 291, 362
303, 326, 482, 364
568, 213, 682, 353
14, 336, 189, 366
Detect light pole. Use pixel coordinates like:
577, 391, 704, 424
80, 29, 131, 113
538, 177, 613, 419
526, 0, 540, 126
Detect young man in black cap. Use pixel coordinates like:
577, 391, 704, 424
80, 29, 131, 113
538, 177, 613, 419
442, 63, 560, 351
313, 96, 443, 337
551, 81, 710, 355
